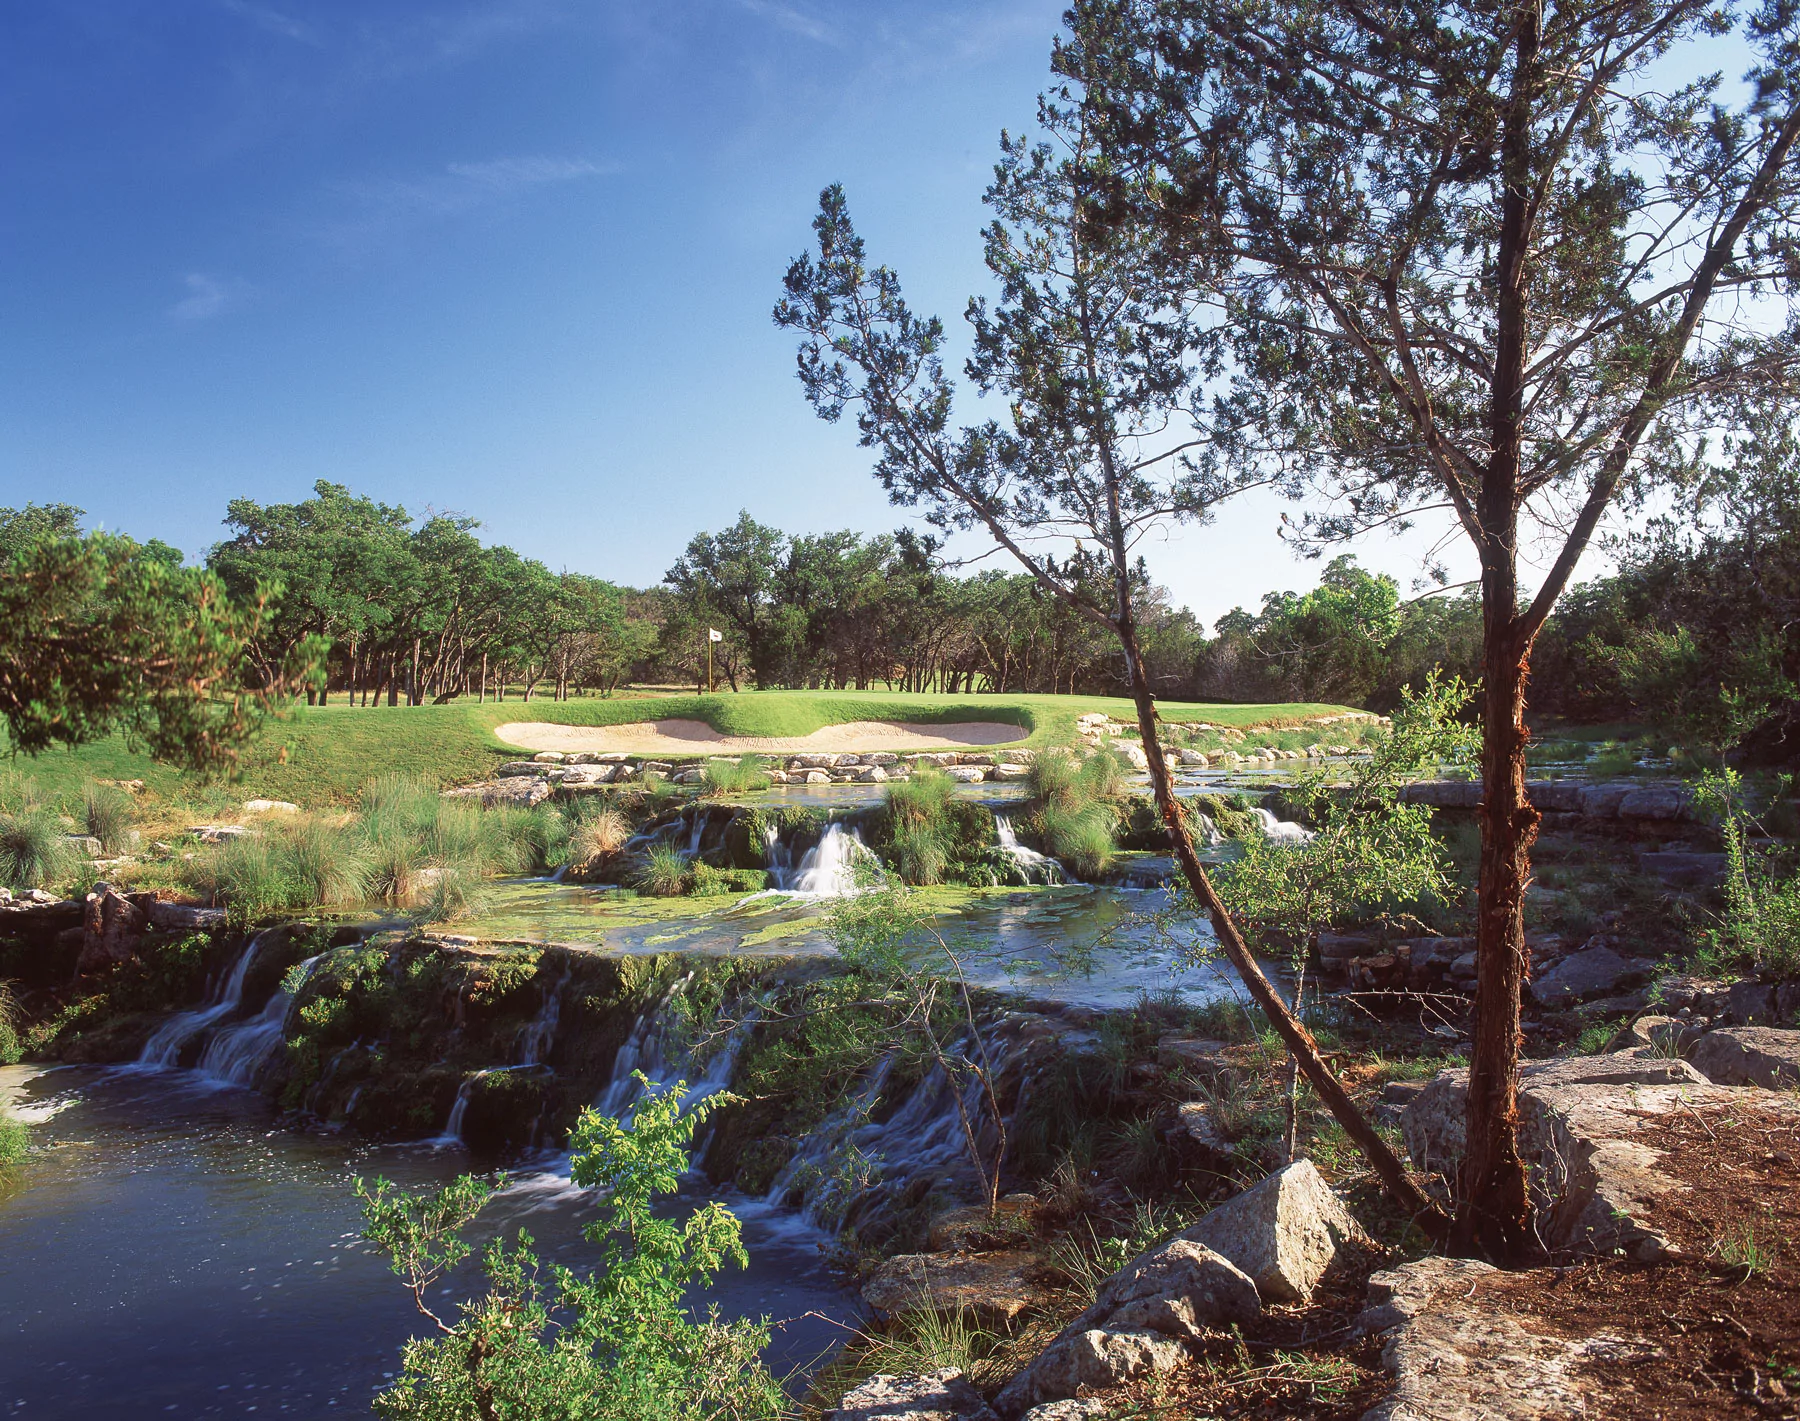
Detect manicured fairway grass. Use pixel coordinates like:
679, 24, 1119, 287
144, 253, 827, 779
5, 690, 1359, 808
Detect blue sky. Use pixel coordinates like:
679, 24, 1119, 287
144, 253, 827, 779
5, 0, 1742, 624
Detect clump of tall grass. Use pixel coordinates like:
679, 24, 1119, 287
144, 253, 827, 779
1024, 749, 1123, 878
568, 808, 631, 875
882, 770, 956, 885
0, 808, 72, 891
0, 1108, 26, 1170
80, 783, 136, 854
701, 755, 770, 795
634, 842, 692, 897
0, 979, 21, 1066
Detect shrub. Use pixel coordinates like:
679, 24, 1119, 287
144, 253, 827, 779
0, 807, 72, 890
1696, 769, 1800, 977
359, 1075, 782, 1420
634, 843, 692, 897
81, 783, 136, 854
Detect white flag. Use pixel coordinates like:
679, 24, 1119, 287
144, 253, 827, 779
708, 628, 723, 642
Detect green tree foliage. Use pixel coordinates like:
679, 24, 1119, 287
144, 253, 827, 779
210, 482, 654, 706
0, 508, 312, 773
1071, 0, 1799, 1253
359, 1075, 781, 1421
1213, 676, 1475, 959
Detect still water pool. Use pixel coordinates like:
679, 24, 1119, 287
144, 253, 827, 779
0, 1067, 854, 1419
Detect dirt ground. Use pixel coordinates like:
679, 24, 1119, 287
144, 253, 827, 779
492, 718, 1028, 755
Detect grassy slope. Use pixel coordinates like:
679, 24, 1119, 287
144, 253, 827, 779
6, 690, 1356, 808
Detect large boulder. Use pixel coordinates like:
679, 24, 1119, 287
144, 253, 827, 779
1179, 1158, 1367, 1303
862, 1251, 1040, 1322
1527, 944, 1653, 1007
1692, 1026, 1800, 1088
148, 901, 228, 932
996, 1331, 1185, 1418
1617, 784, 1693, 821
77, 884, 149, 975
1357, 1257, 1644, 1421
829, 1371, 997, 1421
992, 1238, 1256, 1416
1400, 1049, 1782, 1257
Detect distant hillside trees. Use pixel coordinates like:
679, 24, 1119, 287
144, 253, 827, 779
207, 482, 653, 704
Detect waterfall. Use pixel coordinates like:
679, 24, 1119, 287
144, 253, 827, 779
193, 954, 318, 1088
767, 821, 877, 897
1253, 807, 1314, 844
516, 963, 570, 1067
136, 929, 274, 1068
433, 1072, 484, 1148
994, 816, 1064, 885
1195, 811, 1222, 847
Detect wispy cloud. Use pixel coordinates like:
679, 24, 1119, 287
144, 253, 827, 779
736, 0, 840, 45
315, 154, 615, 250
217, 0, 319, 45
170, 272, 252, 322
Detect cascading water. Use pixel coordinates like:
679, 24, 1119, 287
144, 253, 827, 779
994, 815, 1064, 884
516, 963, 570, 1067
194, 954, 319, 1088
1253, 807, 1314, 844
136, 929, 274, 1069
766, 821, 878, 896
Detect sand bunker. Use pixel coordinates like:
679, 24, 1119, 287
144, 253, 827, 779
494, 718, 1026, 756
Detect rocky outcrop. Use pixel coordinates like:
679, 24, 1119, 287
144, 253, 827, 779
76, 884, 150, 975
828, 1371, 998, 1421
1356, 1257, 1647, 1421
1402, 1049, 1796, 1258
1527, 945, 1654, 1008
1398, 778, 1695, 824
1179, 1158, 1367, 1303
862, 1250, 1040, 1322
993, 1238, 1257, 1416
1692, 1026, 1800, 1088
1018, 1404, 1111, 1421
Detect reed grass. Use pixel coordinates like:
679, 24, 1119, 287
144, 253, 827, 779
80, 782, 136, 854
0, 808, 73, 890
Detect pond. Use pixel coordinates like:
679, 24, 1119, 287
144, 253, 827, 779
0, 1066, 856, 1419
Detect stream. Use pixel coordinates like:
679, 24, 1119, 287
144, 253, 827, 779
0, 1065, 854, 1418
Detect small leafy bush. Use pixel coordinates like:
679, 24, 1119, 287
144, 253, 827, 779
359, 1074, 782, 1420
1695, 769, 1800, 977
0, 1109, 26, 1170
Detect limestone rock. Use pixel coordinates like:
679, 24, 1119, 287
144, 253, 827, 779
531, 751, 566, 763
1175, 749, 1210, 767
241, 799, 299, 814
1356, 1257, 1646, 1421
868, 752, 900, 767
148, 902, 228, 932
1637, 850, 1728, 887
188, 824, 255, 843
1400, 1050, 1766, 1257
77, 884, 147, 975
1527, 945, 1651, 1007
862, 1250, 1040, 1322
1723, 979, 1781, 1026
996, 1331, 1184, 1418
1018, 1402, 1111, 1421
829, 1370, 997, 1421
1179, 1159, 1366, 1303
496, 761, 544, 778
944, 766, 987, 783
857, 766, 890, 783
993, 1238, 1255, 1416
792, 753, 839, 769
442, 779, 554, 808
1692, 1026, 1800, 1088
1618, 784, 1693, 820
990, 764, 1031, 782
803, 769, 833, 785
